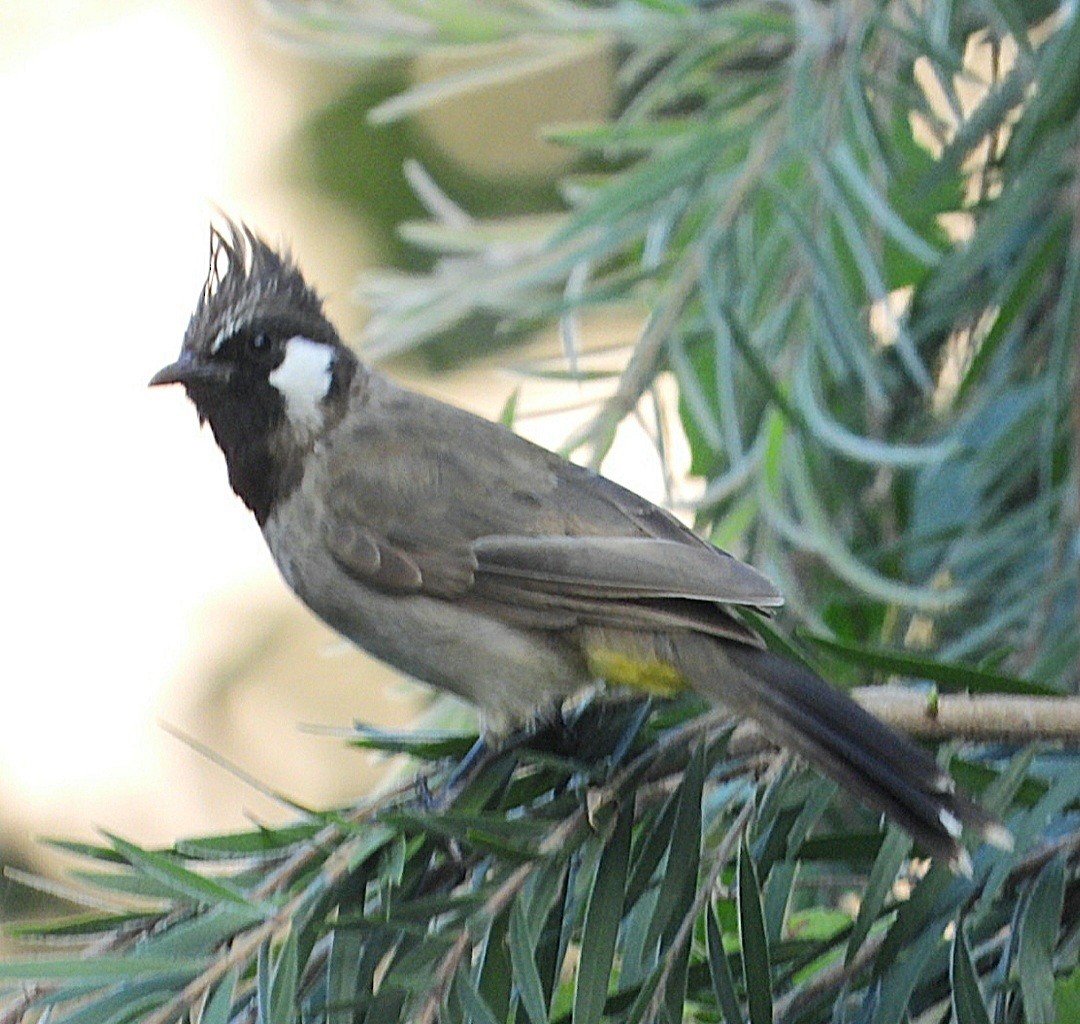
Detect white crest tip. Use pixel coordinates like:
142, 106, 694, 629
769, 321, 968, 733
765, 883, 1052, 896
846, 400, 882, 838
939, 808, 963, 838
983, 822, 1014, 851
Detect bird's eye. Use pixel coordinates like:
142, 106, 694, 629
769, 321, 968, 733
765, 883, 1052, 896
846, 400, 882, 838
250, 332, 271, 352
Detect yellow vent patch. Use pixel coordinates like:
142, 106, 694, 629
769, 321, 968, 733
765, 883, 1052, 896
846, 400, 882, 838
586, 648, 689, 698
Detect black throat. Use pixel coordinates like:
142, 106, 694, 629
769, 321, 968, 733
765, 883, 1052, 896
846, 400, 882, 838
185, 349, 357, 527
188, 378, 296, 527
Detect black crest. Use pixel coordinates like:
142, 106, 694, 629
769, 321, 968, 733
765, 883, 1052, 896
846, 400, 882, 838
183, 219, 337, 358
169, 220, 347, 526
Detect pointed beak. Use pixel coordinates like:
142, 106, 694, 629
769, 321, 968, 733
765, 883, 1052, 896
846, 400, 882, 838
149, 353, 232, 388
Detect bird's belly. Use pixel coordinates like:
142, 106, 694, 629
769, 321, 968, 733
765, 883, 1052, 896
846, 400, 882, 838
263, 513, 589, 731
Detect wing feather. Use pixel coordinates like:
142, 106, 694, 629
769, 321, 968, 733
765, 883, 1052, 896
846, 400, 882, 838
472, 535, 781, 607
325, 515, 476, 597
321, 379, 781, 637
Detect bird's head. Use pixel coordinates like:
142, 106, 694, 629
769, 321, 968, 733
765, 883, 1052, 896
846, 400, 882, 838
151, 220, 357, 522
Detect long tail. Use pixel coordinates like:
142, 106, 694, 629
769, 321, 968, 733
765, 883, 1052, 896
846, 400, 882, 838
674, 634, 1011, 873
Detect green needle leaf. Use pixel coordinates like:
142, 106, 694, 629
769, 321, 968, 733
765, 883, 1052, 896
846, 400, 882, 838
574, 804, 632, 1024
1018, 855, 1066, 1024
950, 921, 992, 1024
737, 842, 772, 1024
102, 832, 259, 910
510, 899, 549, 1024
706, 904, 744, 1024
203, 967, 240, 1024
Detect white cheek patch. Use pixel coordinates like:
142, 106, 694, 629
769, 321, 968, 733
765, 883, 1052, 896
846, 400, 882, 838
268, 336, 335, 430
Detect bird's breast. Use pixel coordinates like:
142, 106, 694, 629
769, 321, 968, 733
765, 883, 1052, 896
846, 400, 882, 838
261, 484, 591, 730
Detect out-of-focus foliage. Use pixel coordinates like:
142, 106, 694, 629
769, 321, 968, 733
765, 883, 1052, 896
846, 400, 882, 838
274, 0, 1079, 689
3, 2, 1078, 1022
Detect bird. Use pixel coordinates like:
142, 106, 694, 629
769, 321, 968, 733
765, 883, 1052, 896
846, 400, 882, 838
151, 219, 1010, 874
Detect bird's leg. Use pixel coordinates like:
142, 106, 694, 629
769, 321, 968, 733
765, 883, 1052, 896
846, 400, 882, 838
423, 702, 568, 810
421, 730, 513, 812
441, 733, 495, 797
522, 700, 578, 757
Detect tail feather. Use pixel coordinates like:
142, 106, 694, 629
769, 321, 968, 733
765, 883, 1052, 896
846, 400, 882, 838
675, 636, 1010, 872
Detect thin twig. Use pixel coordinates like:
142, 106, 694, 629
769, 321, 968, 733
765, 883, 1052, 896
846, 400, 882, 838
416, 929, 474, 1024
772, 927, 887, 1022
136, 783, 415, 1024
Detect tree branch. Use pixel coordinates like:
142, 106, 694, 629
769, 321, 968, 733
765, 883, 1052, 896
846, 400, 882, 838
732, 688, 1080, 751
851, 687, 1080, 742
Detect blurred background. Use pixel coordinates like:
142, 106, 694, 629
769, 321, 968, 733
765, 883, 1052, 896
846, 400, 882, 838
0, 0, 656, 892
4, 5, 1078, 1016
8, 0, 1070, 914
